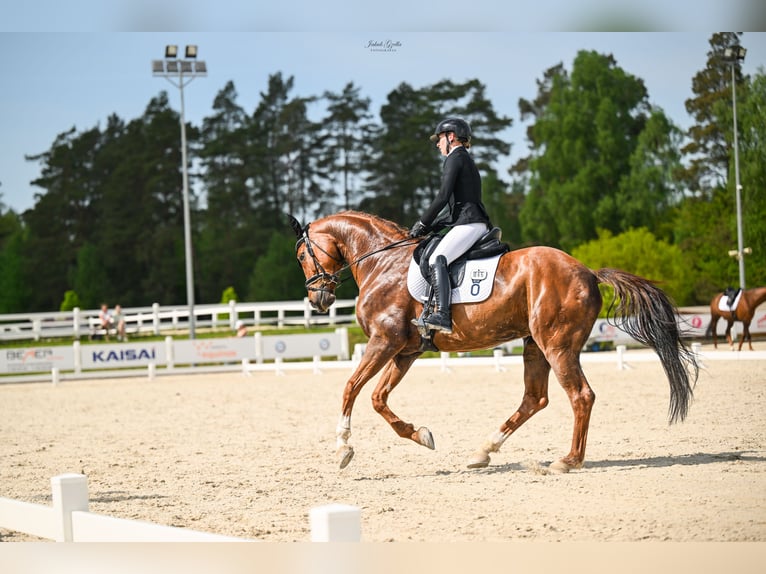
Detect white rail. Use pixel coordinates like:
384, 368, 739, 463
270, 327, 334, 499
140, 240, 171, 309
0, 299, 358, 342
0, 474, 361, 542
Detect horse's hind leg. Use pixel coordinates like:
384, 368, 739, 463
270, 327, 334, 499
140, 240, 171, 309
546, 350, 595, 474
740, 321, 753, 351
710, 316, 719, 348
467, 338, 551, 469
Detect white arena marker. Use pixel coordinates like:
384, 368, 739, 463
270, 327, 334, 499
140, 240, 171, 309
493, 348, 506, 372
51, 368, 60, 386
309, 504, 361, 542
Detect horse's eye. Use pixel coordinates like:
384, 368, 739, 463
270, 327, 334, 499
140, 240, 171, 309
299, 253, 306, 262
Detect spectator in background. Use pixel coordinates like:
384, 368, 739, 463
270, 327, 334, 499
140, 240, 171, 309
98, 303, 114, 340
235, 320, 248, 337
113, 304, 127, 341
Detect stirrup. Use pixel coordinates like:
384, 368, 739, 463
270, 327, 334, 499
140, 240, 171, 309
424, 313, 452, 333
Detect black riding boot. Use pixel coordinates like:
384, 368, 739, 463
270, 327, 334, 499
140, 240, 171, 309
424, 255, 452, 333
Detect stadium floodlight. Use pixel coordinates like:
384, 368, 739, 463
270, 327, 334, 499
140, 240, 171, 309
722, 44, 748, 290
151, 45, 208, 339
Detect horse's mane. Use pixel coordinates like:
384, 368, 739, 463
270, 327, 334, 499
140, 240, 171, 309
329, 210, 409, 235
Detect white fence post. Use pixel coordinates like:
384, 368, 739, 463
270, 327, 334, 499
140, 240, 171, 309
616, 345, 633, 370
152, 303, 161, 335
309, 504, 361, 542
229, 300, 237, 330
73, 340, 82, 374
303, 297, 312, 328
72, 307, 81, 339
165, 336, 174, 370
493, 348, 506, 372
254, 332, 263, 364
440, 352, 451, 373
51, 473, 89, 542
337, 327, 349, 360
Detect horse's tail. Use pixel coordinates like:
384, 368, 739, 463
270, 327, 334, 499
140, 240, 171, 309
595, 268, 698, 424
704, 318, 713, 338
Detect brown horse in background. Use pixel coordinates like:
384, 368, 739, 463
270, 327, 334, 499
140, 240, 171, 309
290, 211, 698, 473
707, 287, 766, 351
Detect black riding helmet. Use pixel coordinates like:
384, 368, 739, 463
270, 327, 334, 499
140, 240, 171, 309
429, 117, 472, 143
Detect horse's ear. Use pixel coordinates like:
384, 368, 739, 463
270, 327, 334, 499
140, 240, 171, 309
287, 214, 303, 238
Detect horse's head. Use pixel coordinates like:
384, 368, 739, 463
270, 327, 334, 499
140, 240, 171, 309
289, 214, 344, 313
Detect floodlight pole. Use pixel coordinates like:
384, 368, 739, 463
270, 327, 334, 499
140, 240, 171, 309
152, 46, 207, 339
725, 45, 747, 291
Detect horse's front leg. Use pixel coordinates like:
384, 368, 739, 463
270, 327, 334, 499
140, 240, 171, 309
725, 320, 735, 349
335, 341, 398, 469
370, 353, 433, 449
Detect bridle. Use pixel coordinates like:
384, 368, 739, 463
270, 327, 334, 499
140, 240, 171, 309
296, 223, 422, 293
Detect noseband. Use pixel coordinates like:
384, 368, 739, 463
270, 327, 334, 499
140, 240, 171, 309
296, 225, 344, 294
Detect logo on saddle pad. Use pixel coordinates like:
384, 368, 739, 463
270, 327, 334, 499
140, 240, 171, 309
406, 255, 501, 304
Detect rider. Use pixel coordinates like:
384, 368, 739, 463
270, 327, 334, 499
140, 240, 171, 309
408, 117, 491, 333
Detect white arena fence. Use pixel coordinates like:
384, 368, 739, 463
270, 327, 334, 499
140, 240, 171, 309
0, 298, 358, 342
1, 302, 764, 384
0, 474, 361, 542
0, 329, 351, 384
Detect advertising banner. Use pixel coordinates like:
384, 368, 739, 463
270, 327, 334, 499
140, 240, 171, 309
0, 346, 75, 373
81, 342, 166, 370
259, 333, 343, 360
173, 338, 256, 364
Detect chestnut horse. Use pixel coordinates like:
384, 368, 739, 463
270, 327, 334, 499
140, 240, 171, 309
290, 211, 698, 473
707, 287, 766, 351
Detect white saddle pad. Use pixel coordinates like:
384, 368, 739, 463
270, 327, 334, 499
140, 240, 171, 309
406, 254, 502, 304
718, 290, 743, 312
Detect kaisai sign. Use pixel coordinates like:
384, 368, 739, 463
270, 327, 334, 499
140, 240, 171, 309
81, 343, 166, 370
1, 346, 75, 373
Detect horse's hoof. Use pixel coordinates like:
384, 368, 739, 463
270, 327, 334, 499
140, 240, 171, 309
415, 427, 435, 450
466, 451, 490, 469
548, 460, 571, 474
549, 459, 583, 474
337, 445, 355, 469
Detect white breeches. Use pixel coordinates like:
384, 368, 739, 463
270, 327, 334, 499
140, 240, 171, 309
428, 223, 488, 265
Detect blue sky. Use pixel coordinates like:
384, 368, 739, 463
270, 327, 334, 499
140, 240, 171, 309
1, 29, 765, 213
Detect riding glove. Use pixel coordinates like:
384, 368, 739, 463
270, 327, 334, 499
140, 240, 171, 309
408, 221, 428, 238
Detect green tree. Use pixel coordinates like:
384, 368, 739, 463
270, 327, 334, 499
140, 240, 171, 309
321, 82, 373, 211
573, 228, 693, 306
519, 50, 654, 251
681, 32, 745, 196
250, 72, 323, 223
247, 231, 310, 302
737, 69, 766, 288
72, 242, 110, 309
675, 33, 765, 299
0, 214, 28, 313
609, 109, 685, 241
59, 290, 81, 312
197, 81, 257, 302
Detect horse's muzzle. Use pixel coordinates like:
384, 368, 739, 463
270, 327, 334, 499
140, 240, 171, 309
309, 290, 336, 313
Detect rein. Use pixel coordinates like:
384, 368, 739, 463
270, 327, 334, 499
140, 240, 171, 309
297, 225, 422, 291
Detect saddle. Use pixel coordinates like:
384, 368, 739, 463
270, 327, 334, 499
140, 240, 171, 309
724, 286, 741, 308
412, 227, 509, 287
